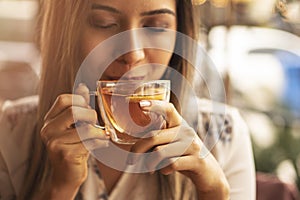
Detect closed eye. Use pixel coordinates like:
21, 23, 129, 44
95, 24, 117, 29
144, 26, 168, 33
89, 16, 118, 29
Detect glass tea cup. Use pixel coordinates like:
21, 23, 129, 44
95, 80, 170, 145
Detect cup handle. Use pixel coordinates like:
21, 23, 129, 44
89, 91, 105, 130
92, 124, 105, 130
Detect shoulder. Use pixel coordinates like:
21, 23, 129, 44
195, 98, 252, 162
0, 95, 38, 127
0, 96, 38, 196
198, 99, 256, 199
0, 95, 38, 140
0, 95, 38, 145
0, 95, 38, 156
0, 95, 39, 155
196, 99, 256, 199
0, 96, 38, 197
196, 98, 244, 145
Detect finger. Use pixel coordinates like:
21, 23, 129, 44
45, 124, 109, 145
46, 135, 109, 162
47, 142, 90, 164
76, 124, 110, 141
131, 126, 180, 154
43, 106, 98, 132
144, 142, 194, 172
127, 122, 198, 165
140, 101, 182, 128
47, 139, 89, 156
127, 127, 180, 165
75, 83, 90, 104
45, 94, 89, 121
82, 139, 110, 151
159, 156, 197, 175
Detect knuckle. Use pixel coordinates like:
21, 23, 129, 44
40, 124, 48, 138
40, 123, 52, 143
62, 151, 74, 161
65, 151, 76, 159
154, 146, 165, 159
143, 132, 157, 144
77, 95, 85, 102
66, 106, 76, 118
182, 126, 196, 138
47, 138, 59, 152
191, 140, 201, 152
169, 161, 178, 171
166, 103, 175, 113
56, 94, 70, 106
76, 95, 87, 106
146, 135, 157, 144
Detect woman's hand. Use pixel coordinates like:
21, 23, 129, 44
39, 84, 109, 199
128, 101, 230, 200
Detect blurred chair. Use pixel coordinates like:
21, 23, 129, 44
0, 41, 39, 110
0, 61, 39, 108
256, 172, 300, 200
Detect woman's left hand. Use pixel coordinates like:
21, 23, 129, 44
128, 101, 230, 199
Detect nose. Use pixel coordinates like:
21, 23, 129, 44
116, 49, 145, 66
116, 30, 145, 66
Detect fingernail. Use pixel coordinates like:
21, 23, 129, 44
139, 100, 151, 107
78, 83, 87, 87
104, 130, 110, 137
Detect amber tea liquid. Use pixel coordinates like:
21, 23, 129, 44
99, 86, 168, 144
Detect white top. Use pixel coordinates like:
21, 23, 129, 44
0, 95, 256, 200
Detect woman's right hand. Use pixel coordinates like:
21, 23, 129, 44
40, 85, 109, 199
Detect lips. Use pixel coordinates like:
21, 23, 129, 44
107, 76, 146, 81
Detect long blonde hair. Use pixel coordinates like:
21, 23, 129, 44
21, 1, 90, 198
21, 0, 198, 199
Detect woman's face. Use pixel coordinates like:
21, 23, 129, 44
80, 0, 177, 82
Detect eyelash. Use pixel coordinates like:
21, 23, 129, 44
93, 23, 117, 29
89, 18, 117, 29
90, 18, 169, 32
144, 26, 169, 33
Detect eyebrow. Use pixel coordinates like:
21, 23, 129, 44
92, 4, 121, 14
91, 4, 176, 17
140, 9, 176, 17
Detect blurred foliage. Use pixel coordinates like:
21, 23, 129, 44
252, 109, 300, 189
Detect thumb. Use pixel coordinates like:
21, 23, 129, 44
75, 83, 90, 105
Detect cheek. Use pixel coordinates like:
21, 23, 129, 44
80, 30, 101, 60
144, 49, 173, 79
78, 29, 115, 89
148, 49, 173, 65
80, 26, 116, 61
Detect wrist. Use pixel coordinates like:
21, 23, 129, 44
49, 174, 82, 200
196, 178, 230, 200
48, 184, 81, 200
34, 174, 82, 200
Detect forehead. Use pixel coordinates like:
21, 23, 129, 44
90, 0, 177, 13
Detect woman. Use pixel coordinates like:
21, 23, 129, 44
0, 0, 256, 199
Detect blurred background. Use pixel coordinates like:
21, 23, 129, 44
0, 0, 299, 199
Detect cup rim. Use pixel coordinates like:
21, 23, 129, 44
97, 79, 170, 87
